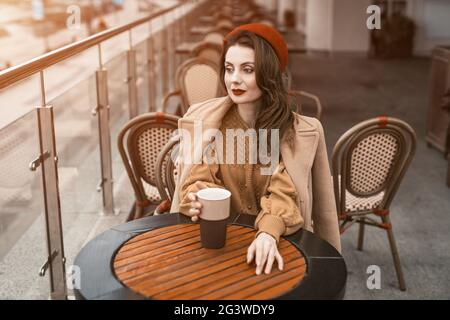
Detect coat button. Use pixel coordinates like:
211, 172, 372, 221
247, 205, 252, 210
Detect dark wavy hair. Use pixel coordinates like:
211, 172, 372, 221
220, 30, 296, 151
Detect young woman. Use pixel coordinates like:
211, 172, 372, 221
170, 23, 341, 275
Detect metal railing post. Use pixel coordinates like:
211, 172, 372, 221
126, 31, 138, 119
32, 71, 67, 300
161, 15, 169, 97
94, 44, 115, 215
181, 3, 187, 43
147, 21, 156, 112
171, 13, 177, 89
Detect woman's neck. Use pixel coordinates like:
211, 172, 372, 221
236, 100, 262, 128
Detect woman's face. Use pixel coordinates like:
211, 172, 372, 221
224, 45, 262, 105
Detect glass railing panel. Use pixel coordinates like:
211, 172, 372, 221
135, 39, 150, 115
104, 53, 134, 215
47, 74, 108, 284
43, 46, 99, 104
152, 30, 163, 111
169, 20, 179, 92
0, 74, 41, 130
102, 32, 130, 65
133, 21, 152, 46
49, 75, 100, 215
0, 109, 49, 299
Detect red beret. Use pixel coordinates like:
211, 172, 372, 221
225, 23, 288, 71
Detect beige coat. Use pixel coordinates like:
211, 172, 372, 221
170, 96, 341, 253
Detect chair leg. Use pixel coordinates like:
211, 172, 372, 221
384, 216, 406, 291
127, 203, 136, 222
134, 205, 143, 220
357, 218, 365, 251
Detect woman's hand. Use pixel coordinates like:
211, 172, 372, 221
246, 232, 284, 275
186, 182, 207, 222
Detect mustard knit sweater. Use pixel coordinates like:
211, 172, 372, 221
179, 105, 304, 242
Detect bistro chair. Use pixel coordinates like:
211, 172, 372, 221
290, 90, 323, 120
217, 19, 234, 31
118, 112, 180, 220
163, 57, 221, 116
203, 32, 224, 46
286, 71, 323, 120
332, 116, 417, 291
192, 42, 223, 66
260, 19, 275, 27
209, 24, 234, 37
154, 137, 180, 214
234, 11, 258, 24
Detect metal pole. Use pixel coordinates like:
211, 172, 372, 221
94, 44, 116, 215
34, 70, 67, 300
171, 11, 177, 90
161, 14, 169, 97
126, 30, 138, 119
180, 1, 186, 43
147, 21, 156, 112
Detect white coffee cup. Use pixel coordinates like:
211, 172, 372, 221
196, 188, 231, 249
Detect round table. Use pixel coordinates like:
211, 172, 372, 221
74, 213, 347, 300
113, 224, 306, 300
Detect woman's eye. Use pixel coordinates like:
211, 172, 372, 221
244, 68, 254, 74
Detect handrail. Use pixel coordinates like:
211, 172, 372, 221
0, 2, 184, 90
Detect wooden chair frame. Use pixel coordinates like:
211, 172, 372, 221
332, 116, 417, 291
118, 112, 179, 220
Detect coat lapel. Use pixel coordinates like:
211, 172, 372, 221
295, 131, 320, 173
281, 115, 320, 178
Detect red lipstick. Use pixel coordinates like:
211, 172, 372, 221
232, 89, 246, 96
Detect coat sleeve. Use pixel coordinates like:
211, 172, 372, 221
311, 120, 342, 253
254, 162, 304, 243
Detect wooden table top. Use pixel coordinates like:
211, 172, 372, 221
113, 224, 306, 300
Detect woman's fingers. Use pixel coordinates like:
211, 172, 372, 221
245, 232, 285, 275
189, 208, 200, 215
246, 241, 256, 264
197, 182, 208, 190
187, 193, 197, 201
191, 202, 202, 209
186, 191, 202, 219
275, 249, 284, 271
264, 247, 276, 274
254, 240, 263, 274
255, 240, 271, 275
260, 241, 271, 274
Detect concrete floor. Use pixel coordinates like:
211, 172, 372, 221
289, 52, 450, 299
